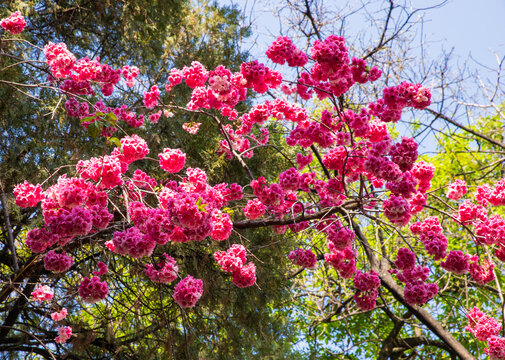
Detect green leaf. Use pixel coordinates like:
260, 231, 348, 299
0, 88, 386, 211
107, 136, 121, 147
105, 112, 117, 125
195, 197, 208, 213
88, 122, 100, 139
80, 115, 96, 124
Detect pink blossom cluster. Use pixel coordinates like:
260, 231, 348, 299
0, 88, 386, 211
475, 215, 505, 245
71, 57, 121, 96
182, 122, 201, 134
143, 85, 160, 109
149, 110, 162, 123
351, 57, 382, 84
65, 98, 90, 118
386, 172, 417, 199
361, 135, 432, 225
145, 253, 179, 283
13, 181, 44, 208
182, 61, 209, 88
353, 270, 380, 311
403, 280, 438, 306
240, 60, 282, 94
127, 169, 157, 198
410, 217, 448, 260
324, 244, 356, 279
44, 250, 74, 273
383, 195, 412, 227
466, 307, 501, 341
44, 44, 121, 96
287, 117, 337, 148
46, 204, 92, 239
113, 226, 155, 258
246, 177, 306, 218
369, 82, 431, 123
266, 36, 308, 67
222, 183, 243, 202
25, 228, 59, 253
486, 336, 505, 360
265, 35, 381, 101
343, 109, 371, 137
466, 309, 505, 359
456, 200, 487, 224
77, 155, 124, 188
93, 261, 108, 276
119, 134, 150, 163
214, 244, 257, 288
31, 285, 54, 302
440, 250, 470, 274
51, 308, 68, 321
296, 153, 313, 169
210, 211, 233, 241
124, 168, 236, 245
447, 179, 467, 200
243, 198, 266, 220
78, 276, 109, 304
0, 11, 26, 34
324, 222, 354, 250
388, 137, 418, 172
392, 248, 438, 305
279, 167, 301, 191
21, 176, 112, 253
288, 248, 317, 269
173, 275, 203, 308
411, 160, 435, 193
159, 148, 186, 173
113, 104, 144, 128
166, 68, 183, 89
475, 179, 505, 206
55, 326, 72, 344
310, 35, 361, 97
469, 256, 495, 285
183, 64, 246, 116
121, 65, 139, 87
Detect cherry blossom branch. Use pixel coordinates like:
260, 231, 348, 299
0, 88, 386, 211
426, 107, 505, 150
233, 199, 360, 229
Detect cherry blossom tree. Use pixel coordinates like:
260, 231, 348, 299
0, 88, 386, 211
1, 5, 505, 360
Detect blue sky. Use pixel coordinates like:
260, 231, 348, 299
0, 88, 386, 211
424, 0, 505, 68
224, 0, 505, 73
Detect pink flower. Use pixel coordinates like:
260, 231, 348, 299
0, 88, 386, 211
13, 181, 44, 208
51, 308, 68, 322
447, 179, 467, 200
182, 122, 201, 134
44, 251, 74, 273
55, 326, 72, 344
43, 42, 76, 78
231, 262, 256, 288
93, 261, 108, 276
143, 85, 160, 109
0, 11, 26, 34
120, 134, 149, 163
159, 148, 186, 173
288, 248, 317, 269
383, 195, 412, 226
78, 276, 108, 304
173, 275, 203, 308
145, 254, 178, 284
31, 285, 54, 302
243, 198, 265, 220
